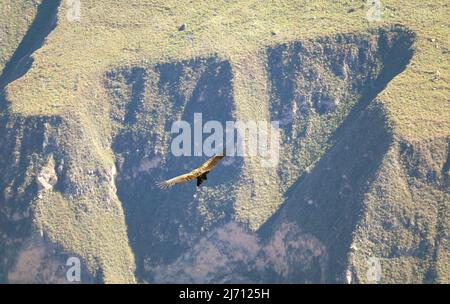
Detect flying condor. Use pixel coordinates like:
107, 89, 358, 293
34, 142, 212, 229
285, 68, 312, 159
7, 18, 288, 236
157, 149, 226, 189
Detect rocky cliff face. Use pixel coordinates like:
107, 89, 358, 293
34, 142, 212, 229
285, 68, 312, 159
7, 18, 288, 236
0, 1, 448, 284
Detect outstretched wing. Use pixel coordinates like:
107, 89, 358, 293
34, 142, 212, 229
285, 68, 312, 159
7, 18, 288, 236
157, 171, 197, 189
196, 150, 226, 173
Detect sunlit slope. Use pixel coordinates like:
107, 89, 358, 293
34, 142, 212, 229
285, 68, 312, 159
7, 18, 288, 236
0, 0, 39, 74
0, 0, 448, 283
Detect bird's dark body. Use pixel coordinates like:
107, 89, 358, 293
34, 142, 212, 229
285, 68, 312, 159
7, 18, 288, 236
196, 172, 208, 187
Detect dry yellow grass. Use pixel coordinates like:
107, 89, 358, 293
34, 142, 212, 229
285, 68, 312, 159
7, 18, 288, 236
1, 0, 448, 283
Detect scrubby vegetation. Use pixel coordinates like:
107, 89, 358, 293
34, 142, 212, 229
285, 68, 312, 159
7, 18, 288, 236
0, 0, 448, 283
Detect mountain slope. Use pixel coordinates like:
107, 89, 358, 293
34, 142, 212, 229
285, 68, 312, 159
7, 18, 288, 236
0, 0, 39, 75
0, 0, 448, 283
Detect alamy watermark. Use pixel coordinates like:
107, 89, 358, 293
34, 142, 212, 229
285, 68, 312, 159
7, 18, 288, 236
170, 113, 280, 167
366, 0, 382, 22
66, 0, 81, 22
66, 256, 81, 282
366, 257, 382, 283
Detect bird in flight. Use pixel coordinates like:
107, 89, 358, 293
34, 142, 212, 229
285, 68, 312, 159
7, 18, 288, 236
157, 149, 226, 189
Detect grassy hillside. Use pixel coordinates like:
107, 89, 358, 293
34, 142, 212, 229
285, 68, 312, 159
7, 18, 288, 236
0, 0, 39, 74
0, 0, 448, 283
5, 1, 449, 141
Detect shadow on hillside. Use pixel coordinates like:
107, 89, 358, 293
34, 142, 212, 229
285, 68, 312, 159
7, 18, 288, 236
108, 57, 244, 282
258, 26, 415, 283
108, 26, 415, 283
0, 0, 61, 89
